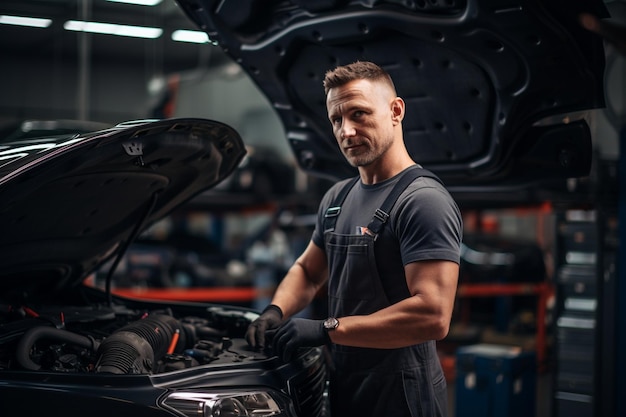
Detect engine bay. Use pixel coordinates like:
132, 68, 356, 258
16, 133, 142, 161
0, 302, 268, 374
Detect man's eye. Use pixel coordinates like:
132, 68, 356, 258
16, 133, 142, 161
353, 110, 364, 118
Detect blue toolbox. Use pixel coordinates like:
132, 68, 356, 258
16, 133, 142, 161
455, 344, 536, 417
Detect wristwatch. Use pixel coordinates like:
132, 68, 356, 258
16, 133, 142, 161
323, 317, 339, 331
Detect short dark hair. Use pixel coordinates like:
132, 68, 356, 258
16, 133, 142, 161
323, 61, 396, 95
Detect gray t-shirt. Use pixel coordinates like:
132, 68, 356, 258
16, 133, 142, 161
312, 169, 462, 303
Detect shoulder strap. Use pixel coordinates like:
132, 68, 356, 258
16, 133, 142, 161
367, 167, 442, 238
323, 166, 442, 235
323, 176, 359, 233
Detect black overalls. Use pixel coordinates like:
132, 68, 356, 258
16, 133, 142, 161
323, 166, 448, 417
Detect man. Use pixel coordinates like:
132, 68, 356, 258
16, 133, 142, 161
246, 61, 462, 417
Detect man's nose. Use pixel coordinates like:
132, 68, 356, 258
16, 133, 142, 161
340, 122, 356, 138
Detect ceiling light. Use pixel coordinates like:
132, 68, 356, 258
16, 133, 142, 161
64, 20, 163, 39
106, 0, 163, 5
171, 30, 209, 44
0, 15, 52, 28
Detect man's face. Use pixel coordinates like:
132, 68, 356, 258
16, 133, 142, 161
326, 79, 397, 167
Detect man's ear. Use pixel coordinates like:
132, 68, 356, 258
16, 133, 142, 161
391, 97, 405, 125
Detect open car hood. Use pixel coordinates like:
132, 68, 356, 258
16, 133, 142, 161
0, 118, 246, 299
175, 0, 608, 185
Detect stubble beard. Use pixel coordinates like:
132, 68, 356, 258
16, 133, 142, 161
343, 136, 394, 167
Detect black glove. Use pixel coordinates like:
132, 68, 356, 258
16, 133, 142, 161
268, 318, 328, 362
245, 304, 283, 351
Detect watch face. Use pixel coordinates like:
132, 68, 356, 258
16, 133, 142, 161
324, 317, 339, 330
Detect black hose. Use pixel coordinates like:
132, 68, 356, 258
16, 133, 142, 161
16, 326, 100, 371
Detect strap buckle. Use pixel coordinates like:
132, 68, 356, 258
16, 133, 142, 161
325, 206, 341, 218
373, 208, 390, 224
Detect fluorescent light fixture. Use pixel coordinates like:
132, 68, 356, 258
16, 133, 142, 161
0, 15, 52, 28
171, 29, 209, 44
64, 20, 162, 39
107, 0, 163, 5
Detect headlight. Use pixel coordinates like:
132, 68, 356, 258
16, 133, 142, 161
162, 389, 292, 417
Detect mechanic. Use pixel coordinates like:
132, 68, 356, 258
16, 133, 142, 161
246, 61, 462, 417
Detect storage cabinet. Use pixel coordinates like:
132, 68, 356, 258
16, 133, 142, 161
552, 210, 617, 417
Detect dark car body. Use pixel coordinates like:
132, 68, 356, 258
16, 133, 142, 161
175, 0, 608, 189
0, 119, 327, 417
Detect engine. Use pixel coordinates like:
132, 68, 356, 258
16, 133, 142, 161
0, 304, 266, 374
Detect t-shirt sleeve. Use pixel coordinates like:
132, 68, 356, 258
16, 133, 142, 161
393, 180, 463, 265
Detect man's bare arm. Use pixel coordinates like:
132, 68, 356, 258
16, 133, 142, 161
328, 259, 459, 348
271, 240, 329, 319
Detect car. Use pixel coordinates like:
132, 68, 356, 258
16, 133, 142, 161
175, 0, 609, 192
0, 118, 328, 417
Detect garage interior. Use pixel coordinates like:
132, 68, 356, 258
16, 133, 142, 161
0, 1, 624, 417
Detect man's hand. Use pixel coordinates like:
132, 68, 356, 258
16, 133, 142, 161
245, 304, 283, 351
268, 318, 328, 362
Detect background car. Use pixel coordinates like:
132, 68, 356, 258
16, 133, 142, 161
175, 0, 608, 191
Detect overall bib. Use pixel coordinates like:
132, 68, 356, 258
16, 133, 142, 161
323, 167, 448, 417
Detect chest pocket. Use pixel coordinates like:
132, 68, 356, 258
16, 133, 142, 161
327, 238, 377, 301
